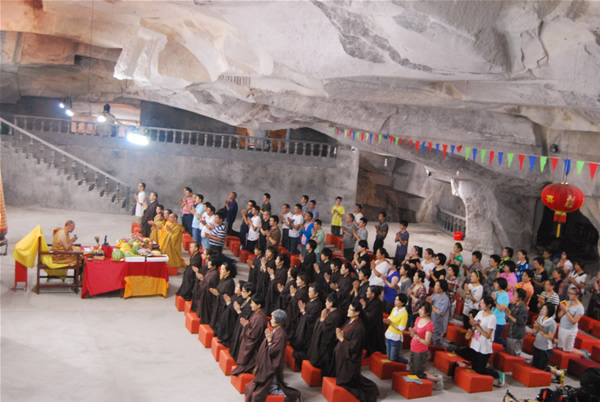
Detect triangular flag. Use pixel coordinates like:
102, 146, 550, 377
389, 135, 394, 145
352, 131, 355, 140
378, 134, 382, 144
442, 144, 448, 158
422, 141, 426, 153
415, 141, 420, 151
472, 148, 478, 162
465, 147, 471, 160
564, 159, 571, 175
498, 152, 504, 166
450, 145, 455, 158
507, 153, 514, 168
428, 142, 432, 152
456, 146, 462, 153
518, 154, 525, 170
410, 139, 413, 148
436, 144, 440, 154
576, 160, 584, 175
489, 150, 494, 165
369, 133, 373, 144
361, 132, 365, 141
395, 137, 399, 146
480, 149, 487, 164
528, 155, 536, 172
540, 156, 547, 172
590, 163, 598, 180
551, 157, 558, 172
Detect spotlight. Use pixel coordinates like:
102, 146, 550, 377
97, 115, 107, 123
59, 102, 65, 109
65, 109, 74, 117
59, 97, 72, 110
126, 128, 149, 146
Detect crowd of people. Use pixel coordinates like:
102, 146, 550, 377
134, 183, 596, 401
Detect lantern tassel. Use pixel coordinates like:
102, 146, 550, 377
556, 223, 561, 238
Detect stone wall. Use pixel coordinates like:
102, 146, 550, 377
17, 131, 358, 225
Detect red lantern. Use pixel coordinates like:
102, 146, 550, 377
541, 183, 585, 237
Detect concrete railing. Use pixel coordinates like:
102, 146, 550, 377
436, 206, 466, 236
14, 115, 337, 159
1, 118, 131, 209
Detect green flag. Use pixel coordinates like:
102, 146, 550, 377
480, 149, 487, 163
465, 147, 471, 160
577, 160, 585, 175
540, 156, 547, 172
507, 153, 514, 168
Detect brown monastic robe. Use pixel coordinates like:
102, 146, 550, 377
195, 268, 220, 324
308, 308, 344, 377
140, 200, 158, 237
231, 309, 268, 375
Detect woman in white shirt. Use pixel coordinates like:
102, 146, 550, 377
454, 296, 504, 387
421, 248, 436, 289
369, 248, 390, 289
556, 251, 573, 274
462, 271, 483, 330
567, 261, 587, 296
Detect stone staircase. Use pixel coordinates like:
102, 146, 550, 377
1, 118, 131, 215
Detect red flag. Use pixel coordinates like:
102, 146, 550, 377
415, 140, 420, 151
591, 163, 598, 180
456, 146, 462, 153
361, 132, 365, 141
389, 136, 393, 145
404, 138, 408, 144
428, 142, 432, 152
442, 144, 448, 158
518, 154, 525, 170
551, 157, 559, 172
489, 150, 495, 165
410, 139, 413, 148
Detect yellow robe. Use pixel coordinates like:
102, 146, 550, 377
52, 228, 80, 266
162, 223, 184, 268
150, 216, 165, 245
159, 221, 171, 249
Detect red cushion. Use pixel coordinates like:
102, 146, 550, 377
219, 349, 237, 376
592, 345, 600, 363
231, 373, 254, 394
185, 311, 200, 334
575, 333, 599, 352
567, 357, 600, 378
211, 337, 228, 362
321, 377, 359, 402
492, 352, 526, 373
579, 315, 597, 333
550, 349, 581, 369
284, 345, 300, 372
301, 360, 322, 387
453, 367, 494, 393
239, 250, 251, 263
512, 362, 552, 387
265, 397, 285, 402
522, 335, 536, 354
392, 371, 433, 399
446, 324, 469, 347
198, 324, 214, 347
175, 295, 186, 312
433, 351, 467, 375
369, 353, 407, 379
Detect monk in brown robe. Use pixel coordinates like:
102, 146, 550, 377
51, 220, 81, 266
308, 293, 345, 377
265, 254, 289, 315
140, 191, 158, 237
209, 261, 236, 331
291, 283, 323, 367
284, 273, 308, 337
175, 242, 202, 301
244, 309, 301, 402
162, 213, 184, 269
230, 282, 255, 355
231, 294, 268, 376
195, 256, 221, 323
334, 301, 379, 402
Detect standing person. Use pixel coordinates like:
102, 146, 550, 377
162, 213, 185, 270
453, 297, 504, 387
179, 187, 195, 235
133, 182, 147, 223
542, 249, 555, 277
261, 193, 272, 214
567, 261, 587, 295
552, 268, 569, 301
516, 269, 535, 306
175, 242, 202, 301
353, 204, 363, 224
491, 277, 510, 347
258, 210, 271, 249
361, 286, 387, 357
309, 200, 319, 220
279, 204, 293, 251
288, 204, 304, 255
430, 253, 447, 286
500, 247, 514, 270
398, 263, 413, 297
200, 205, 216, 252
190, 194, 205, 243
408, 271, 427, 327
463, 271, 483, 330
310, 219, 326, 260
368, 248, 390, 294
421, 248, 436, 290
206, 211, 227, 253
428, 280, 450, 347
505, 288, 528, 357
537, 280, 560, 311
384, 293, 409, 363
408, 302, 445, 390
500, 260, 518, 302
239, 200, 257, 248
334, 302, 380, 402
556, 287, 589, 359
445, 265, 460, 319
515, 250, 530, 283
531, 257, 549, 311
291, 284, 323, 367
394, 220, 409, 266
243, 205, 261, 252
341, 213, 357, 262
556, 251, 573, 274
330, 197, 345, 236
224, 192, 238, 235
266, 216, 281, 249
373, 212, 389, 253
300, 195, 310, 214
244, 310, 301, 402
352, 218, 368, 253
483, 255, 502, 298
531, 304, 563, 381
299, 211, 314, 257
588, 272, 600, 320
382, 262, 400, 314
140, 191, 159, 237
149, 205, 165, 245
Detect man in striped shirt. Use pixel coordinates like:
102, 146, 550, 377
206, 211, 227, 253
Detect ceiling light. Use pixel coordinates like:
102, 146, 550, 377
65, 109, 74, 117
97, 115, 107, 123
127, 128, 149, 146
59, 102, 65, 109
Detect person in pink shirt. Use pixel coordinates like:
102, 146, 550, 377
408, 302, 444, 390
500, 260, 518, 302
179, 187, 195, 235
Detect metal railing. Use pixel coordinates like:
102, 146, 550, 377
1, 118, 131, 209
13, 115, 337, 158
436, 206, 466, 236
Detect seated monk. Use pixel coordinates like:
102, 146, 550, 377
231, 294, 268, 375
162, 212, 185, 269
52, 220, 81, 266
149, 206, 165, 245
245, 309, 301, 402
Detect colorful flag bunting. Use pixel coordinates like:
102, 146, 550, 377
410, 140, 413, 148
436, 144, 440, 154
518, 154, 525, 170
472, 148, 478, 162
422, 142, 426, 153
395, 137, 399, 146
428, 142, 432, 152
591, 163, 598, 180
540, 156, 547, 172
456, 146, 462, 153
498, 152, 503, 166
389, 135, 394, 145
415, 141, 420, 151
576, 160, 584, 175
551, 157, 558, 172
507, 153, 514, 168
564, 159, 571, 175
465, 147, 471, 160
451, 145, 455, 158
481, 149, 487, 164
529, 155, 536, 172
443, 144, 448, 158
